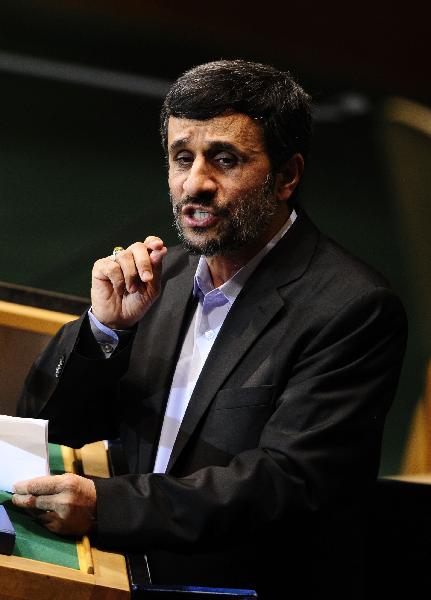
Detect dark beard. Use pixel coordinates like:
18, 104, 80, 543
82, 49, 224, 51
171, 174, 278, 256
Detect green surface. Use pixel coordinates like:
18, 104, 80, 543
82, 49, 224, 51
0, 443, 80, 570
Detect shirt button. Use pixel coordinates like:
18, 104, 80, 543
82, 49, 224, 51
205, 330, 215, 340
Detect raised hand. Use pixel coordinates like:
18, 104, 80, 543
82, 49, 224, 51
91, 236, 167, 330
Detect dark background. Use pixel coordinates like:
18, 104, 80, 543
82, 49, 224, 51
0, 0, 429, 474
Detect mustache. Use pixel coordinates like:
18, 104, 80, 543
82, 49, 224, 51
171, 194, 229, 217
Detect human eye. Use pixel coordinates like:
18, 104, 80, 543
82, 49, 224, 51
213, 152, 238, 169
173, 151, 193, 168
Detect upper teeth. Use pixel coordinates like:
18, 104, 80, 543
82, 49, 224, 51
193, 210, 209, 220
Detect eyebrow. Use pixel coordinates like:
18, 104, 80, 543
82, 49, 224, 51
207, 141, 241, 154
169, 137, 190, 153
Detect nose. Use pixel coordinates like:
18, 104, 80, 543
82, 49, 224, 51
182, 157, 217, 198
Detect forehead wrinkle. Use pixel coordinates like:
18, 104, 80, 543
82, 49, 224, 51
168, 114, 266, 155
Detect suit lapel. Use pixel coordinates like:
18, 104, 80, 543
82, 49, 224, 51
166, 273, 284, 472
166, 210, 320, 472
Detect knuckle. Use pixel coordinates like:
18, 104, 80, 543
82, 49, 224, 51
35, 496, 50, 511
34, 496, 46, 510
17, 495, 31, 508
144, 235, 159, 243
117, 247, 130, 259
108, 266, 125, 284
94, 257, 111, 271
106, 259, 121, 272
93, 258, 104, 270
62, 473, 75, 489
57, 498, 70, 514
128, 241, 144, 250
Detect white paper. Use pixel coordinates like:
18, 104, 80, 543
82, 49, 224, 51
0, 415, 49, 492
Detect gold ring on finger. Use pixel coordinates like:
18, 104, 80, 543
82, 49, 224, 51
111, 246, 124, 261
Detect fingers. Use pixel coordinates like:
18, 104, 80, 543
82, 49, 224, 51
12, 474, 97, 536
12, 474, 76, 511
12, 493, 52, 512
117, 237, 161, 286
131, 236, 167, 284
148, 240, 168, 281
11, 493, 38, 510
111, 249, 140, 294
13, 474, 65, 496
91, 236, 167, 329
93, 236, 167, 294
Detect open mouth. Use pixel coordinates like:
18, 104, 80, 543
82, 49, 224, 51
181, 205, 220, 228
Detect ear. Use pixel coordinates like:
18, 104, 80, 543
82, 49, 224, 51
275, 153, 305, 202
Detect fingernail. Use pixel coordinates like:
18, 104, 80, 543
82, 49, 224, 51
142, 271, 152, 282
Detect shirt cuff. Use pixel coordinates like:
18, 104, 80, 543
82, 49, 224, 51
88, 309, 133, 358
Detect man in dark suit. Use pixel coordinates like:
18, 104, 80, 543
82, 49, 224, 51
13, 60, 407, 598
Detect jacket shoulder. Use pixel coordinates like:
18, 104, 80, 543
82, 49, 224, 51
311, 232, 394, 301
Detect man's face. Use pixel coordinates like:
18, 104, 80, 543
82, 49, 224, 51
167, 113, 281, 256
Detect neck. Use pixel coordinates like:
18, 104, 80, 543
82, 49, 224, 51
205, 254, 248, 289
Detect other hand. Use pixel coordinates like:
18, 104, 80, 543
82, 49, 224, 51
12, 473, 97, 536
91, 236, 167, 329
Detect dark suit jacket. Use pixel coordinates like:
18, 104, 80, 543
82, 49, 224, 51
18, 211, 407, 598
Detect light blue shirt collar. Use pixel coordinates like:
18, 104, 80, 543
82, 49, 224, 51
193, 209, 297, 304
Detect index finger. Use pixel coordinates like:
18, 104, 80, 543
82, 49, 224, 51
144, 236, 167, 272
13, 475, 64, 496
144, 235, 164, 251
128, 238, 166, 282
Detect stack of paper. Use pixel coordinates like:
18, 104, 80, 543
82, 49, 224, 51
0, 415, 49, 493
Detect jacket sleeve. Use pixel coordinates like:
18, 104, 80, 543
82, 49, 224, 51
17, 313, 134, 448
92, 287, 407, 551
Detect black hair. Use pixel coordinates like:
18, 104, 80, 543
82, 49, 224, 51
160, 59, 312, 172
